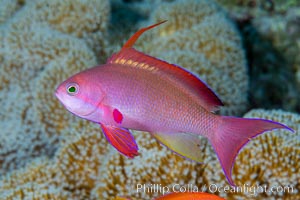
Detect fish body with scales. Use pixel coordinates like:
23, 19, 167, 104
74, 62, 217, 135
55, 21, 293, 186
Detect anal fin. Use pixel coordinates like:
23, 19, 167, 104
151, 132, 204, 163
100, 124, 139, 158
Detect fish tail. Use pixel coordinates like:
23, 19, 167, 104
211, 116, 293, 186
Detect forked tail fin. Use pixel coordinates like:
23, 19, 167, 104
211, 116, 293, 186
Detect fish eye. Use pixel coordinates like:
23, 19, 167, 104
66, 83, 79, 95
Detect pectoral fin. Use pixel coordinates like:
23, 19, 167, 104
151, 132, 204, 163
100, 124, 139, 158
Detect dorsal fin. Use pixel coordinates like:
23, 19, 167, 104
108, 48, 223, 112
121, 20, 167, 50
107, 21, 223, 112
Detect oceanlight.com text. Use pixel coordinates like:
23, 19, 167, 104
136, 183, 294, 196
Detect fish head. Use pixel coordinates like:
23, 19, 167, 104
55, 72, 105, 119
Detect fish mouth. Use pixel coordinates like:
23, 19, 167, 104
54, 89, 74, 112
54, 89, 64, 105
54, 90, 70, 110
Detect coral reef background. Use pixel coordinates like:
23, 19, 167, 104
215, 0, 300, 111
0, 0, 299, 199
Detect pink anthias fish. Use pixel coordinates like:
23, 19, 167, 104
55, 21, 293, 186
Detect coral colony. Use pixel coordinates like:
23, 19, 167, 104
0, 0, 299, 199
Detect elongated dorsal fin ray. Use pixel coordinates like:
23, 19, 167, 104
107, 48, 223, 112
121, 20, 167, 50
